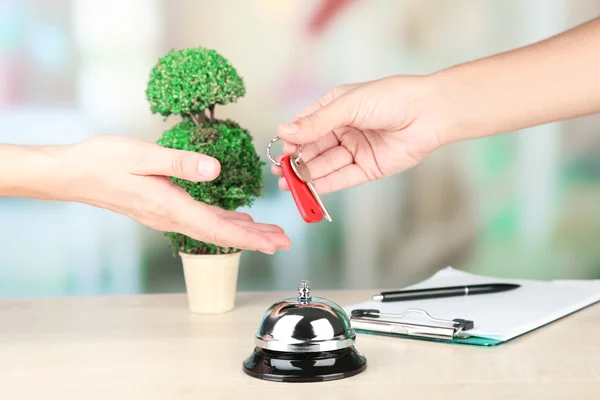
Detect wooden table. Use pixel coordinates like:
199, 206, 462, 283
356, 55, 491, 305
1, 290, 599, 399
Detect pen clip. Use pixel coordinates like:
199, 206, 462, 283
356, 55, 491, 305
350, 308, 474, 340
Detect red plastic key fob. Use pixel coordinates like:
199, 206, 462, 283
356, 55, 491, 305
280, 155, 323, 223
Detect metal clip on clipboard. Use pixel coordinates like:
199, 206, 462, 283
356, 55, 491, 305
350, 308, 474, 340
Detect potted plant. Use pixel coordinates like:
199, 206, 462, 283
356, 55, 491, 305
146, 47, 264, 314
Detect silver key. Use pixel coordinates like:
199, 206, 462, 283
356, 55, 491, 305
290, 157, 332, 222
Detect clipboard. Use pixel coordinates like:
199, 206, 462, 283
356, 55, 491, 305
349, 308, 501, 346
345, 267, 600, 347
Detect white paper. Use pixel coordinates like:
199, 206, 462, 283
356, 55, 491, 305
345, 267, 600, 341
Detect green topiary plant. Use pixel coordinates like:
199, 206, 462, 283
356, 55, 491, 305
147, 47, 264, 256
146, 47, 246, 121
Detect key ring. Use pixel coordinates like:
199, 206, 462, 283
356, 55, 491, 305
266, 137, 302, 167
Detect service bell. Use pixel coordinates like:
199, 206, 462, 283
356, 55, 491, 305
242, 280, 367, 382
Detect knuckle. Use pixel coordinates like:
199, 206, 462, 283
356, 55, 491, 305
331, 83, 354, 99
317, 96, 330, 108
131, 150, 146, 167
343, 101, 357, 124
171, 153, 186, 177
303, 113, 321, 129
240, 213, 254, 222
200, 230, 221, 246
147, 200, 169, 218
330, 86, 344, 100
143, 195, 178, 223
123, 143, 149, 168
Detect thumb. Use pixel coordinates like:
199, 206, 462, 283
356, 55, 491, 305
277, 95, 355, 144
132, 144, 221, 182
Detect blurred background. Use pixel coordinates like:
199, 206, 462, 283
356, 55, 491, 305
1, 0, 600, 298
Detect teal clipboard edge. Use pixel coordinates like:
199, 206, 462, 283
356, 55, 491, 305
354, 299, 600, 348
354, 329, 503, 347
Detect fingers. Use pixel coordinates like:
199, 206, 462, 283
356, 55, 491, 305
277, 93, 356, 145
177, 214, 281, 254
228, 219, 291, 249
275, 145, 353, 189
279, 163, 369, 195
304, 146, 354, 180
271, 134, 341, 178
208, 217, 289, 254
228, 219, 284, 234
132, 143, 221, 182
278, 177, 289, 191
204, 204, 254, 222
270, 154, 285, 177
276, 147, 352, 188
285, 133, 341, 161
271, 83, 368, 195
214, 211, 291, 250
307, 164, 370, 195
171, 195, 290, 254
283, 141, 300, 155
167, 184, 256, 222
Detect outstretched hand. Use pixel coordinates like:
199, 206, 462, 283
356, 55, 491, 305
63, 135, 290, 254
272, 16, 600, 196
271, 77, 447, 195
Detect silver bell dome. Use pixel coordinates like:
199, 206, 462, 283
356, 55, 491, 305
254, 280, 357, 352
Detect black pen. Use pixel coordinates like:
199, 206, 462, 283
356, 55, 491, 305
372, 283, 520, 302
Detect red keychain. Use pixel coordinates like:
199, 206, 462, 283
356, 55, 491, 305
280, 155, 323, 223
267, 137, 332, 223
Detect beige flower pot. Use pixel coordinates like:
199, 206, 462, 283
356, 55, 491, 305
179, 251, 242, 314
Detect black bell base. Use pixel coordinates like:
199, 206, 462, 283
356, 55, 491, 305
242, 346, 367, 383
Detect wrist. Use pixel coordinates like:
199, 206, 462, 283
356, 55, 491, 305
424, 70, 477, 147
0, 144, 78, 201
402, 72, 470, 150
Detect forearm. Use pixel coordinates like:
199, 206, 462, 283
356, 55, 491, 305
0, 144, 71, 200
434, 16, 600, 144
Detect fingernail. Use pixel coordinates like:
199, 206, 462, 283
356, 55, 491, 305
279, 123, 299, 135
197, 158, 219, 178
261, 247, 276, 255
